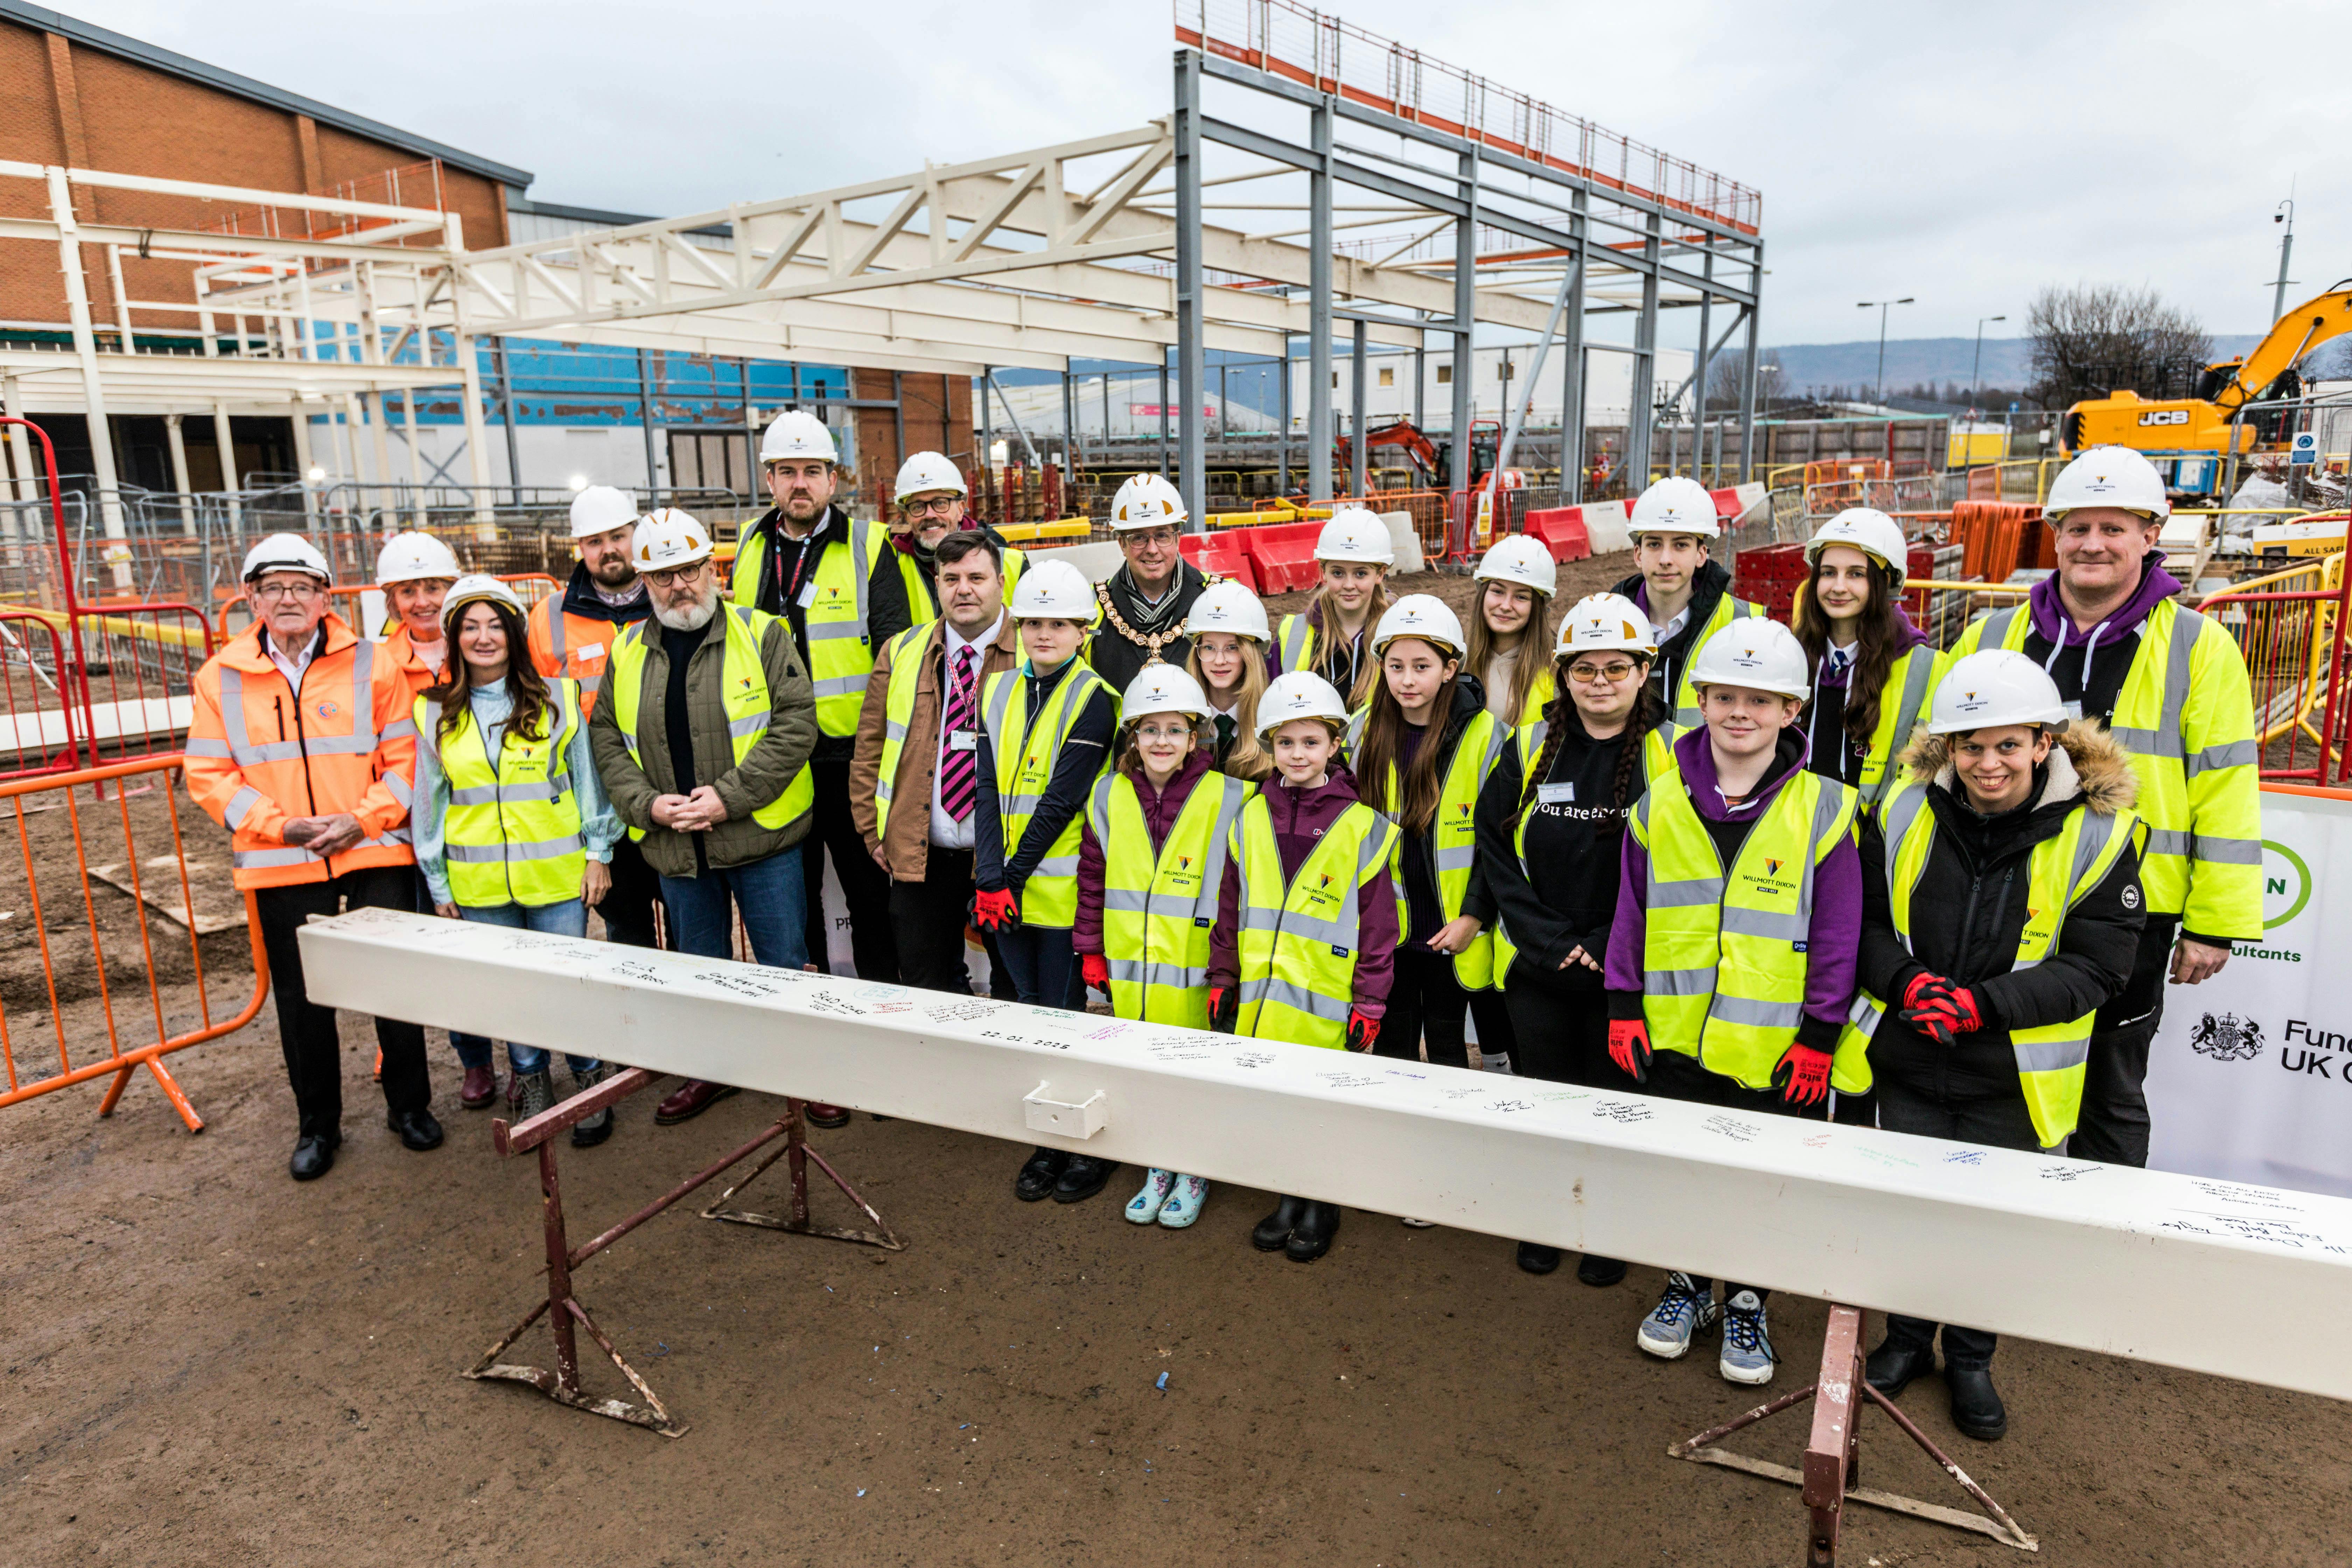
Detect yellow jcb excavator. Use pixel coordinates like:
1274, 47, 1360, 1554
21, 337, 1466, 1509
2063, 282, 2352, 455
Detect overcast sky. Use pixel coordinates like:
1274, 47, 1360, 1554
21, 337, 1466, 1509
67, 0, 2349, 359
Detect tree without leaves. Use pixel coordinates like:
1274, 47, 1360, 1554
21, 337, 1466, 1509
2026, 284, 2212, 407
1702, 348, 1781, 411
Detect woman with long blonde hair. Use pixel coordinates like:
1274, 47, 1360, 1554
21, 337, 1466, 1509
1183, 580, 1274, 781
1272, 509, 1393, 706
1466, 536, 1559, 728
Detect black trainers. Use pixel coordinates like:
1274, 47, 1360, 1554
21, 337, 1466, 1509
1574, 1253, 1628, 1287
1516, 1241, 1561, 1275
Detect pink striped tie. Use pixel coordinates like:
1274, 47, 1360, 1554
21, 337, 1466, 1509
938, 644, 979, 821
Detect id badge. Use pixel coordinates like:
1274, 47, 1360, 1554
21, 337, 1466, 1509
795, 575, 821, 610
948, 729, 979, 752
575, 641, 604, 663
1537, 781, 1576, 804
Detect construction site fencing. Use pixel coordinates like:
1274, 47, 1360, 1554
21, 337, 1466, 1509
2199, 555, 2351, 787
215, 575, 560, 643
0, 754, 268, 1133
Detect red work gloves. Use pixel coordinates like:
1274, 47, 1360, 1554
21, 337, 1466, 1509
1207, 986, 1239, 1034
1899, 971, 1983, 1047
1081, 953, 1112, 994
972, 887, 1019, 932
1773, 1043, 1832, 1107
1607, 1017, 1652, 1083
1345, 1011, 1381, 1052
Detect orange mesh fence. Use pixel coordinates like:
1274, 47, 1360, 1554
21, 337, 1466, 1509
0, 754, 268, 1132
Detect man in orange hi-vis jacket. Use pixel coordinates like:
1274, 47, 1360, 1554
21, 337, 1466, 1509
186, 532, 438, 1182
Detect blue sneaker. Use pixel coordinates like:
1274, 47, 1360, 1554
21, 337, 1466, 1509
1719, 1290, 1776, 1385
1157, 1174, 1209, 1228
1125, 1169, 1175, 1225
1637, 1272, 1720, 1360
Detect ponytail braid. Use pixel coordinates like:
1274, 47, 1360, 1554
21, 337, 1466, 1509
1503, 658, 1578, 839
1609, 684, 1665, 822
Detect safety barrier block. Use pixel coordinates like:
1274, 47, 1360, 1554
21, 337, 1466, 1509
1521, 506, 1592, 564
1178, 534, 1261, 594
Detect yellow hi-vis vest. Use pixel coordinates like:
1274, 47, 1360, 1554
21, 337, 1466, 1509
1490, 715, 1673, 986
1664, 593, 1765, 736
1628, 760, 1860, 1090
1231, 795, 1399, 1049
872, 623, 942, 831
980, 660, 1118, 928
1832, 642, 1943, 810
417, 680, 587, 908
1840, 779, 2141, 1146
728, 512, 888, 738
1086, 769, 1256, 1026
1343, 706, 1508, 988
1947, 600, 2260, 936
607, 603, 813, 842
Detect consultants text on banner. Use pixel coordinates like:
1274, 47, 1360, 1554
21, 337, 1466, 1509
2145, 788, 2352, 1199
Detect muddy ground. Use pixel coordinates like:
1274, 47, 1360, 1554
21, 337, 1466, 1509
4, 559, 2349, 1567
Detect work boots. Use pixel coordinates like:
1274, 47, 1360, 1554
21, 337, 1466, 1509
1252, 1195, 1307, 1251
513, 1070, 555, 1124
1284, 1201, 1341, 1262
569, 1064, 614, 1148
1944, 1364, 2008, 1442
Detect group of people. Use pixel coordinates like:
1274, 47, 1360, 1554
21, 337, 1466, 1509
185, 423, 2260, 1446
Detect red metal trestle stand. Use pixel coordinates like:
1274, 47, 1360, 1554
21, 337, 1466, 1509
464, 1070, 901, 1438
1667, 1303, 2038, 1563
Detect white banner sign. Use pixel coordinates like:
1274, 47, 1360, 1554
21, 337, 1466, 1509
2147, 788, 2352, 1198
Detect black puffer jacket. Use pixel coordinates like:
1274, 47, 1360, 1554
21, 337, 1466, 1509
1858, 723, 2147, 1099
1610, 557, 1737, 716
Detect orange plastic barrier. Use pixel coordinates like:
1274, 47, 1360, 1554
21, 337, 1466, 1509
1948, 502, 2046, 586
0, 755, 270, 1132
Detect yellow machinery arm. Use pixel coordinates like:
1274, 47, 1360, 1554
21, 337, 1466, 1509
2206, 282, 2352, 411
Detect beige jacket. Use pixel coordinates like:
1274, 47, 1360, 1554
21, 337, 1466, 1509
849, 614, 1023, 882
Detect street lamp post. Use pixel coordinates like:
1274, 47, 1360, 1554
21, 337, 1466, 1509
1857, 297, 1915, 405
1972, 314, 2007, 408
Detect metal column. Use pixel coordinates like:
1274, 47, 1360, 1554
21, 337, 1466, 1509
1628, 209, 1662, 489
1173, 46, 1207, 523
1738, 241, 1764, 484
1157, 359, 1171, 478
1350, 317, 1368, 500
163, 414, 196, 536
1448, 150, 1479, 501
1307, 100, 1334, 502
1277, 339, 1292, 494
1693, 239, 1714, 486
495, 336, 522, 502
636, 348, 660, 501
1561, 192, 1588, 505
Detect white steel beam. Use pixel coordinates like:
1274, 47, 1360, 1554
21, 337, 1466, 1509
298, 910, 2352, 1406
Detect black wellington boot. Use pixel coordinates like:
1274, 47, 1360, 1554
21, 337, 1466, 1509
1252, 1194, 1307, 1251
1284, 1201, 1342, 1262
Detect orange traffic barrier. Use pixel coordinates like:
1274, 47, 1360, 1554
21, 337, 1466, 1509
0, 754, 269, 1132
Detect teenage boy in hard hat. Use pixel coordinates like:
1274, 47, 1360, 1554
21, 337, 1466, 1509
1608, 475, 1763, 736
851, 530, 1023, 996
1604, 620, 1862, 1387
1849, 649, 2146, 1442
374, 531, 462, 694
871, 451, 1027, 627
527, 485, 664, 954
186, 534, 438, 1182
732, 412, 911, 987
1939, 445, 2259, 1168
592, 510, 824, 1126
1089, 474, 1218, 693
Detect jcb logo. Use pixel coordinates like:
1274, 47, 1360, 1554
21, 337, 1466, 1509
2136, 410, 2190, 427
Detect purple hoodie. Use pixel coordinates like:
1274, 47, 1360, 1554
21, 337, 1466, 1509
2026, 550, 2182, 648
1604, 726, 1862, 1050
1207, 763, 1398, 1018
1073, 749, 1217, 957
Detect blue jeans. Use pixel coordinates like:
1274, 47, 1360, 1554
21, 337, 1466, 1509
659, 844, 809, 970
447, 899, 599, 1075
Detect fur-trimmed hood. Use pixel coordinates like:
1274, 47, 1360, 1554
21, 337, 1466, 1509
1897, 720, 2139, 817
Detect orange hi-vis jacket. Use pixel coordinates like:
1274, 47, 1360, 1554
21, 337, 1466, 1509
379, 622, 447, 698
527, 593, 622, 716
185, 614, 421, 890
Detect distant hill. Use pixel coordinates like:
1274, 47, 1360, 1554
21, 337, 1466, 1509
1767, 335, 2269, 397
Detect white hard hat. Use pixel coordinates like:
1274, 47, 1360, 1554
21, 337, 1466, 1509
1110, 473, 1189, 531
1120, 664, 1212, 724
1628, 476, 1722, 540
1555, 592, 1658, 658
2045, 445, 2170, 524
441, 573, 525, 623
374, 531, 461, 588
1688, 619, 1811, 700
241, 532, 332, 585
1805, 507, 1911, 588
568, 484, 638, 540
1254, 670, 1351, 737
1312, 507, 1395, 565
1927, 649, 2071, 735
1371, 594, 1467, 662
632, 508, 715, 571
1184, 578, 1272, 643
894, 451, 967, 503
760, 410, 839, 465
1474, 534, 1558, 598
1009, 558, 1095, 620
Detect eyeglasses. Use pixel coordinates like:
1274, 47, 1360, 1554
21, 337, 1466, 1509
1567, 660, 1639, 684
1133, 721, 1196, 742
643, 565, 706, 589
1121, 528, 1177, 547
253, 581, 323, 602
902, 496, 962, 517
